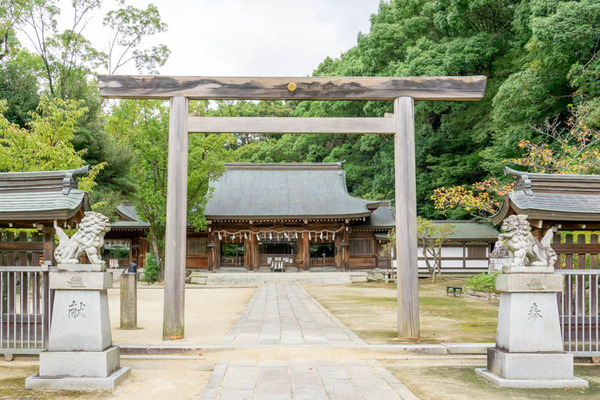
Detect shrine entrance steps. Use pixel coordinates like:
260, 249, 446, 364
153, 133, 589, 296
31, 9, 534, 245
188, 271, 369, 286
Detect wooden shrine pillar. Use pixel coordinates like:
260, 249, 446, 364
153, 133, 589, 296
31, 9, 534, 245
207, 235, 216, 272
394, 96, 419, 338
342, 228, 350, 272
163, 96, 189, 340
302, 232, 310, 270
250, 232, 259, 270
42, 225, 55, 265
244, 237, 251, 270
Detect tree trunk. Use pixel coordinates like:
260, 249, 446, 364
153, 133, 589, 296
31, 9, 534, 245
423, 246, 434, 282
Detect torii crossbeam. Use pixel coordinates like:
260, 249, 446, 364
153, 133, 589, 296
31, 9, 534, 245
99, 75, 487, 340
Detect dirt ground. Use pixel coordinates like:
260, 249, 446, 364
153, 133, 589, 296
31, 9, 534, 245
0, 357, 212, 399
304, 277, 499, 344
108, 285, 256, 344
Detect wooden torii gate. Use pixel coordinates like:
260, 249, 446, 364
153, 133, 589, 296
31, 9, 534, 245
98, 75, 487, 340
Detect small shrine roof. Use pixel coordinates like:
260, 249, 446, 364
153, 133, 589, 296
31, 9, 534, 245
0, 167, 90, 226
492, 167, 600, 225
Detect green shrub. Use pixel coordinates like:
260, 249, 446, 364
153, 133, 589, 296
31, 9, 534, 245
144, 252, 160, 284
466, 272, 500, 293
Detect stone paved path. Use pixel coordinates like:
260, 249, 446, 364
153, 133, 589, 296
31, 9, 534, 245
221, 283, 365, 347
200, 360, 417, 400
202, 283, 417, 399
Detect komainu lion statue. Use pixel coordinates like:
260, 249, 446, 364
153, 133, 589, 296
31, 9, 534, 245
54, 212, 111, 265
499, 214, 557, 267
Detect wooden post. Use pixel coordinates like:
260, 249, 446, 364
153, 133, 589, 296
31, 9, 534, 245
163, 96, 189, 340
250, 232, 258, 270
343, 227, 350, 272
394, 96, 420, 338
244, 237, 251, 271
302, 232, 310, 270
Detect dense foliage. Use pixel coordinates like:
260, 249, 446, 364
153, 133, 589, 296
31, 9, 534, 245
466, 272, 500, 293
231, 0, 600, 218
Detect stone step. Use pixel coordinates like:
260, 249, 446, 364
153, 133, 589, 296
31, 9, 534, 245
188, 272, 366, 285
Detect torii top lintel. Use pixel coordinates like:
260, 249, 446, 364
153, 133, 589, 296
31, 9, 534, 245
98, 75, 487, 101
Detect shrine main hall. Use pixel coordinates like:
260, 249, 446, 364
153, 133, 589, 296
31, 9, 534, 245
108, 162, 395, 272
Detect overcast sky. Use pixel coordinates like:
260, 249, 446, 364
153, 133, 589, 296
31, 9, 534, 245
47, 0, 382, 77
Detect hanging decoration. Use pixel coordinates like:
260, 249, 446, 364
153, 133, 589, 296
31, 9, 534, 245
214, 226, 345, 243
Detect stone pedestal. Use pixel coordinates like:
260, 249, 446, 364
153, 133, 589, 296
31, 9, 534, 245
475, 269, 588, 388
120, 272, 137, 329
26, 265, 131, 391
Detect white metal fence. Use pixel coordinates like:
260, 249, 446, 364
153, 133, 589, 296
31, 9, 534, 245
1, 267, 52, 359
557, 269, 600, 356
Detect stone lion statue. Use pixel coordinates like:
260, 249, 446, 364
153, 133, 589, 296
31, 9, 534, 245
54, 212, 111, 265
499, 214, 557, 268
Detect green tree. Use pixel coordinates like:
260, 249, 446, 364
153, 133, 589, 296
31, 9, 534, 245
107, 100, 232, 279
0, 96, 103, 190
386, 217, 454, 282
103, 3, 169, 74
0, 50, 40, 126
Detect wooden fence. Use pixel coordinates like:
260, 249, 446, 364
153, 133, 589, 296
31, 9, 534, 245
0, 231, 49, 268
552, 233, 600, 269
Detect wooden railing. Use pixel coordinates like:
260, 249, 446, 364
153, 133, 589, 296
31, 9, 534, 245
552, 233, 599, 269
0, 231, 47, 267
221, 256, 245, 268
309, 257, 335, 268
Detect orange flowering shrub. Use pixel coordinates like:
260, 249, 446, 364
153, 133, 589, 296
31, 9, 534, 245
432, 112, 600, 218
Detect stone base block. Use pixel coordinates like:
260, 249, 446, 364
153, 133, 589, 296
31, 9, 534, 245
26, 367, 131, 391
488, 348, 573, 380
39, 346, 120, 378
57, 263, 106, 272
48, 289, 112, 351
50, 271, 113, 290
502, 265, 554, 274
496, 292, 563, 352
475, 368, 588, 389
495, 273, 563, 292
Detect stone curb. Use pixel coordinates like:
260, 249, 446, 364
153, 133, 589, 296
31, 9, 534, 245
117, 342, 493, 355
442, 343, 495, 354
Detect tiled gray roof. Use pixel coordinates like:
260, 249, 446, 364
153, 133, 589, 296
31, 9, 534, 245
116, 203, 142, 221
508, 191, 600, 217
111, 220, 150, 229
354, 203, 395, 229
492, 168, 600, 224
433, 221, 499, 240
0, 190, 88, 221
112, 203, 150, 230
205, 163, 377, 220
0, 168, 91, 223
